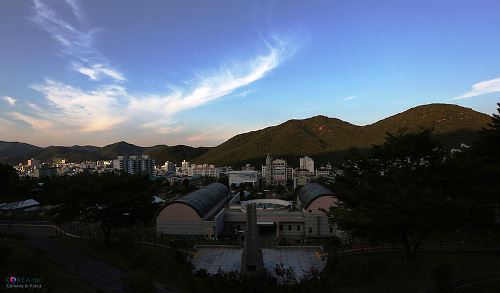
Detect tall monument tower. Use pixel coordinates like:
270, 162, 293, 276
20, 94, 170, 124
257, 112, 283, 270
241, 203, 263, 273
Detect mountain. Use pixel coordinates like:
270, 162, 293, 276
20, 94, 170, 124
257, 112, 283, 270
0, 141, 42, 163
0, 103, 492, 167
194, 104, 492, 166
0, 141, 210, 165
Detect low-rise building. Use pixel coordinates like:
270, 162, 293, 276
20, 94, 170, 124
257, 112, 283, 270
157, 182, 343, 242
293, 168, 311, 189
189, 164, 219, 178
228, 171, 259, 187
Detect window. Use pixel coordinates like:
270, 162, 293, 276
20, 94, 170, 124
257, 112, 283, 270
308, 227, 313, 234
279, 225, 283, 231
297, 225, 301, 231
309, 209, 312, 213
288, 225, 292, 231
329, 226, 333, 233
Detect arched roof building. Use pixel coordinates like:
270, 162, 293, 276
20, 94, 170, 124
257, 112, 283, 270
297, 182, 335, 209
156, 183, 230, 239
175, 183, 229, 220
297, 183, 337, 213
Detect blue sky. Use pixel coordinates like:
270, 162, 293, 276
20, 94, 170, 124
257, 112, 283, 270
1, 0, 500, 147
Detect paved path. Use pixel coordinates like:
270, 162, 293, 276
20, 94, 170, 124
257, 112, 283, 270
2, 224, 128, 292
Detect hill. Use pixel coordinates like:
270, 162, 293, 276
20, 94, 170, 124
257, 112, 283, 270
0, 141, 210, 165
194, 104, 492, 166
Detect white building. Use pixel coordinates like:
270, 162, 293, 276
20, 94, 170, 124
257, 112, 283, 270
162, 161, 176, 174
181, 160, 190, 172
262, 155, 290, 186
300, 156, 315, 175
189, 164, 219, 178
228, 171, 259, 187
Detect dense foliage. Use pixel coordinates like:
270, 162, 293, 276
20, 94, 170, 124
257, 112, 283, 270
196, 104, 490, 166
43, 173, 156, 242
329, 103, 500, 261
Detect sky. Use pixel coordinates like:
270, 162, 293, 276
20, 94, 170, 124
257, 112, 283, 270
1, 0, 500, 147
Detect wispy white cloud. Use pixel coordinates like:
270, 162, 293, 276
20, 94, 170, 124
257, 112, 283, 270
9, 112, 55, 130
24, 37, 293, 135
32, 0, 124, 82
343, 95, 358, 101
129, 37, 292, 119
452, 77, 500, 100
30, 80, 127, 131
73, 63, 126, 81
2, 96, 17, 106
64, 0, 84, 20
22, 0, 297, 142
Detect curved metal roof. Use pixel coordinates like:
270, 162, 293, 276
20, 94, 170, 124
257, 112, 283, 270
176, 183, 229, 219
297, 183, 334, 209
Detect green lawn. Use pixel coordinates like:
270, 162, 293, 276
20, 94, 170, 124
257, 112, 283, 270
0, 234, 95, 293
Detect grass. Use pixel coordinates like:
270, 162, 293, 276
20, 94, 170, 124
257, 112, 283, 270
329, 252, 500, 293
56, 235, 500, 292
0, 234, 95, 293
456, 277, 500, 292
57, 237, 192, 291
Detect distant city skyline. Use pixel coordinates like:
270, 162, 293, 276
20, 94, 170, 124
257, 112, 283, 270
1, 0, 500, 147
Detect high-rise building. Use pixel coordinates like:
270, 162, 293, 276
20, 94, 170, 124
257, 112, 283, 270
113, 155, 155, 176
264, 154, 273, 185
27, 158, 40, 168
181, 160, 190, 172
299, 156, 315, 175
272, 158, 287, 186
162, 161, 176, 174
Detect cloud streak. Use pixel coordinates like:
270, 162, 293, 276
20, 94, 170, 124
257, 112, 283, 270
30, 80, 127, 131
15, 1, 297, 145
453, 77, 500, 100
2, 96, 17, 106
26, 37, 293, 133
129, 40, 289, 117
32, 0, 124, 82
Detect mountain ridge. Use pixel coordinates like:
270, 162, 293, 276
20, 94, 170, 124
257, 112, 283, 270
194, 103, 492, 166
0, 103, 493, 166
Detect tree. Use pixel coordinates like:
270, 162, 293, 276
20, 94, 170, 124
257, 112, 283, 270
330, 129, 452, 261
440, 102, 500, 231
47, 173, 155, 243
0, 163, 19, 195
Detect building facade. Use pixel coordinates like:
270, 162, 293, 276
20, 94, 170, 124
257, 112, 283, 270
113, 155, 156, 176
157, 182, 343, 242
228, 171, 259, 187
299, 156, 315, 175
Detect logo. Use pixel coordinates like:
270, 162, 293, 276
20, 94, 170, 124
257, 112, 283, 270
5, 275, 42, 289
